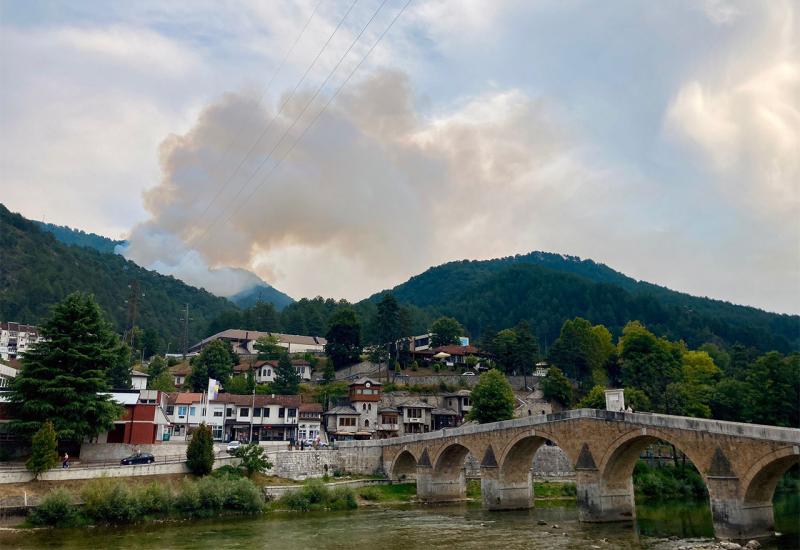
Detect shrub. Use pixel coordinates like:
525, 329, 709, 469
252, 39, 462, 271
633, 461, 707, 499
233, 443, 273, 477
212, 465, 245, 479
134, 482, 173, 515
278, 479, 356, 511
196, 476, 227, 514
357, 486, 382, 501
225, 478, 264, 512
328, 486, 357, 510
26, 421, 58, 479
81, 478, 139, 524
174, 479, 201, 514
29, 488, 78, 527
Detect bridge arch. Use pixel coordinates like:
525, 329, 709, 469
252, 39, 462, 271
498, 431, 568, 484
433, 442, 474, 479
390, 450, 418, 481
598, 429, 709, 495
741, 447, 800, 504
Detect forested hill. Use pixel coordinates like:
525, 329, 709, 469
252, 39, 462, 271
35, 220, 125, 254
0, 204, 237, 348
367, 253, 800, 353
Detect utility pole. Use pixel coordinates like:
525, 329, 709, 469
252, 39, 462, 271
180, 304, 192, 359
124, 280, 144, 347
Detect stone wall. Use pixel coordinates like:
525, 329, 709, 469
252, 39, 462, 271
392, 375, 539, 390
262, 447, 383, 480
79, 442, 229, 461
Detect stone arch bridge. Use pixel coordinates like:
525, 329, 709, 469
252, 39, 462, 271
338, 409, 799, 540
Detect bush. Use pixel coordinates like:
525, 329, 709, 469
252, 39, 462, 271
174, 479, 201, 514
357, 486, 382, 501
225, 478, 264, 512
186, 423, 214, 476
633, 461, 707, 499
328, 486, 357, 510
29, 488, 78, 527
233, 443, 272, 477
278, 479, 356, 511
26, 421, 58, 479
134, 482, 173, 516
196, 476, 227, 514
212, 465, 245, 479
81, 478, 139, 524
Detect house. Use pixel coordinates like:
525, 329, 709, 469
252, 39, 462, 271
443, 390, 473, 421
0, 360, 18, 389
394, 397, 434, 435
189, 329, 327, 356
95, 390, 171, 445
164, 392, 208, 440
431, 408, 460, 430
376, 406, 400, 439
322, 405, 363, 441
0, 322, 45, 361
216, 394, 300, 443
235, 359, 313, 384
298, 403, 323, 443
131, 370, 149, 390
168, 362, 192, 388
430, 344, 483, 367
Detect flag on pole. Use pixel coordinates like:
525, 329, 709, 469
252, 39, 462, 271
207, 378, 221, 401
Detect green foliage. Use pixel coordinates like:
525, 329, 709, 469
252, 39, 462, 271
9, 292, 123, 441
548, 317, 612, 390
633, 461, 707, 499
576, 385, 607, 409
744, 351, 799, 427
623, 387, 652, 412
81, 478, 139, 524
135, 482, 173, 515
148, 368, 177, 392
29, 488, 79, 527
273, 353, 301, 394
233, 443, 273, 477
619, 321, 683, 412
26, 421, 58, 479
375, 293, 402, 344
186, 423, 215, 476
325, 308, 362, 368
35, 220, 124, 253
430, 317, 463, 347
107, 342, 133, 389
278, 479, 357, 511
189, 340, 237, 392
467, 369, 515, 423
212, 465, 246, 479
541, 367, 573, 407
322, 357, 336, 384
254, 334, 283, 360
147, 355, 167, 378
224, 373, 252, 395
0, 205, 238, 351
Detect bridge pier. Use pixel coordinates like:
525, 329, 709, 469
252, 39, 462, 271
481, 466, 533, 510
575, 471, 635, 523
710, 498, 775, 540
416, 467, 466, 502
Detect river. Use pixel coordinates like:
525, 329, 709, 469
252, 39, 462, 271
1, 494, 797, 549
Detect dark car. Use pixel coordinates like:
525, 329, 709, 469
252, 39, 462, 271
120, 452, 155, 465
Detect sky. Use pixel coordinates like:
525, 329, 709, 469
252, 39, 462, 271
1, 0, 798, 314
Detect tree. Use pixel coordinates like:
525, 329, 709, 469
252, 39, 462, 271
622, 387, 652, 412
491, 329, 518, 374
147, 369, 176, 393
322, 357, 336, 384
233, 443, 273, 477
467, 370, 515, 423
189, 340, 237, 392
548, 318, 610, 390
710, 379, 749, 421
744, 351, 799, 427
618, 321, 682, 412
224, 375, 251, 395
376, 293, 402, 344
512, 320, 539, 376
541, 367, 573, 408
27, 421, 58, 479
273, 353, 300, 395
577, 385, 607, 409
254, 334, 283, 360
325, 308, 362, 368
107, 342, 133, 389
430, 317, 463, 347
9, 292, 122, 442
186, 423, 214, 476
147, 355, 167, 379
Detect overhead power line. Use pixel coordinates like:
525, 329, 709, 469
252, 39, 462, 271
203, 0, 412, 236
187, 0, 359, 246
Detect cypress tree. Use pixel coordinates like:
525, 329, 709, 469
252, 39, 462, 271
9, 292, 123, 442
26, 421, 59, 479
186, 423, 214, 476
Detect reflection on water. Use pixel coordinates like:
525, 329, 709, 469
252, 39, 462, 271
1, 493, 797, 550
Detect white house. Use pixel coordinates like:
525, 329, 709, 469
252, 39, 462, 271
131, 370, 149, 390
0, 360, 18, 389
0, 322, 45, 361
189, 329, 327, 356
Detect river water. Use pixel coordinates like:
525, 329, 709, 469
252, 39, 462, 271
1, 494, 797, 549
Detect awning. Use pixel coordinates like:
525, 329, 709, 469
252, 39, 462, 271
433, 352, 451, 359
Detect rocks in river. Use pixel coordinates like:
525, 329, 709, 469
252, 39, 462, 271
744, 541, 760, 550
551, 524, 560, 529
536, 520, 547, 525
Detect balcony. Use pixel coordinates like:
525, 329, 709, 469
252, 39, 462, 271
377, 423, 399, 431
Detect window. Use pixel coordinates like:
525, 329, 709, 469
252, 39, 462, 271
362, 404, 366, 411
166, 406, 174, 415
240, 407, 249, 417
226, 408, 234, 417
253, 407, 261, 417
368, 404, 372, 411
279, 408, 285, 418
212, 426, 223, 440
189, 407, 196, 416
261, 368, 266, 377
339, 417, 356, 427
263, 408, 270, 418
213, 409, 223, 417
408, 408, 422, 418
178, 406, 187, 417
287, 408, 296, 418
364, 419, 369, 427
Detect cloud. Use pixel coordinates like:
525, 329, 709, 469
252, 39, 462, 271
123, 70, 608, 299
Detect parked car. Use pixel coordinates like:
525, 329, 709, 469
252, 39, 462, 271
226, 440, 242, 454
120, 452, 155, 465
461, 371, 476, 376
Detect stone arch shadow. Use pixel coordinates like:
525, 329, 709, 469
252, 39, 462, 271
389, 449, 419, 481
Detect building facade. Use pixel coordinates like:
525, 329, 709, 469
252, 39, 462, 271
0, 322, 44, 361
189, 329, 327, 356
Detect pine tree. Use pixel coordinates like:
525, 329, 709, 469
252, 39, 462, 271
9, 292, 123, 442
273, 353, 300, 394
26, 421, 58, 479
322, 357, 336, 384
186, 423, 214, 476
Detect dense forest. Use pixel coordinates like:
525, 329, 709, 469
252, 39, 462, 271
366, 254, 799, 353
0, 204, 237, 350
35, 220, 125, 254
